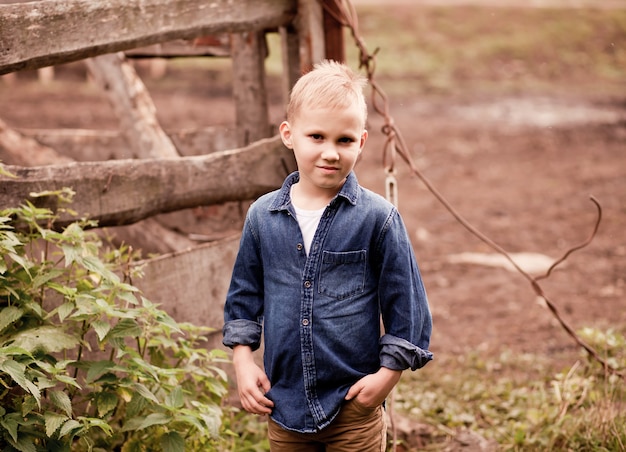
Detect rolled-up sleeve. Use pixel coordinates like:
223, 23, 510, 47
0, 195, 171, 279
379, 334, 432, 371
376, 209, 433, 370
223, 319, 263, 350
223, 212, 265, 351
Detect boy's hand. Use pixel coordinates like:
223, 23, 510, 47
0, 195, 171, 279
345, 367, 402, 407
232, 345, 274, 415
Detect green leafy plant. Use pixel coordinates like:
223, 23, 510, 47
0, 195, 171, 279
0, 189, 229, 451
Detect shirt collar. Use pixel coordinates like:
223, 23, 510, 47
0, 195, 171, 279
269, 171, 360, 212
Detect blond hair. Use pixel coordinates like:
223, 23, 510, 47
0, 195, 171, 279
286, 60, 368, 126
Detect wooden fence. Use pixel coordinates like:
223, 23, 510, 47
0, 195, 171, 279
0, 0, 344, 349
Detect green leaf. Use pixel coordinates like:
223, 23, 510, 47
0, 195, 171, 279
45, 412, 68, 437
117, 290, 139, 306
47, 282, 77, 298
81, 255, 120, 284
122, 412, 172, 432
96, 391, 118, 417
0, 415, 19, 442
79, 417, 113, 436
160, 431, 184, 452
107, 318, 142, 339
92, 320, 111, 342
58, 419, 82, 439
59, 244, 80, 267
50, 390, 73, 417
85, 360, 115, 384
54, 374, 82, 390
10, 326, 79, 353
0, 359, 41, 403
7, 253, 33, 279
120, 439, 143, 452
155, 311, 183, 334
7, 435, 37, 452
165, 385, 184, 409
21, 395, 39, 417
130, 356, 159, 381
30, 267, 64, 289
56, 302, 75, 322
174, 412, 206, 435
131, 382, 160, 404
199, 409, 222, 436
0, 345, 34, 358
23, 299, 44, 320
0, 306, 23, 333
34, 375, 56, 391
125, 391, 148, 418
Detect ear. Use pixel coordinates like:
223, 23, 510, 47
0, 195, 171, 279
358, 129, 368, 153
279, 121, 293, 149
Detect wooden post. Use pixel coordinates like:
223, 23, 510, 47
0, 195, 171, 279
230, 31, 271, 147
322, 0, 345, 63
296, 0, 326, 74
85, 52, 180, 159
279, 24, 302, 110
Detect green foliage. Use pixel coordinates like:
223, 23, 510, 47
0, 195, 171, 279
396, 329, 626, 451
0, 191, 229, 451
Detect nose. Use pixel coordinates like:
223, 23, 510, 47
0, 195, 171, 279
321, 146, 339, 161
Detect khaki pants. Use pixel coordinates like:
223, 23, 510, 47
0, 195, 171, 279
267, 399, 387, 452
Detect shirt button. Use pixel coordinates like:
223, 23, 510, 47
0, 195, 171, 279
297, 243, 303, 251
302, 319, 309, 326
304, 280, 311, 288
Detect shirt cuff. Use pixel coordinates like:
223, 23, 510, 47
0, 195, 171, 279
379, 334, 433, 371
222, 319, 263, 351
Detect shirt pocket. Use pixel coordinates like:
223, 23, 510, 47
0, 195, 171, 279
318, 250, 367, 300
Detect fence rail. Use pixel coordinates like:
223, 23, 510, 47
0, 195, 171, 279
0, 0, 297, 75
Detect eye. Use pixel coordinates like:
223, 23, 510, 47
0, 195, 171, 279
338, 136, 355, 144
310, 134, 323, 141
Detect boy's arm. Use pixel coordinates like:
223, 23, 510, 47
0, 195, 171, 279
232, 345, 274, 415
377, 209, 433, 371
344, 367, 402, 407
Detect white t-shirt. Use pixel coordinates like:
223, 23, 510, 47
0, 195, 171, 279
291, 185, 326, 256
293, 204, 325, 255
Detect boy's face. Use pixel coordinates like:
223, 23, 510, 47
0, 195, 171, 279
279, 103, 367, 198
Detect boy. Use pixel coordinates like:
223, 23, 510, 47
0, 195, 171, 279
223, 60, 432, 451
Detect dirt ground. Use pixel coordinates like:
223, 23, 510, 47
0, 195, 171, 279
360, 90, 626, 371
1, 17, 625, 387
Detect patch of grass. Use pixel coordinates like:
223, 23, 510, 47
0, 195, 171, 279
395, 327, 626, 450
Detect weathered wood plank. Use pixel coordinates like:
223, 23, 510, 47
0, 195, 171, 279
85, 52, 180, 159
0, 135, 296, 228
11, 126, 239, 161
231, 31, 270, 147
133, 236, 239, 334
322, 0, 345, 63
0, 118, 73, 166
0, 0, 297, 75
126, 37, 231, 58
280, 24, 302, 104
295, 0, 326, 73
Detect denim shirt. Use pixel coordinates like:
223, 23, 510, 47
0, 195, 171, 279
223, 171, 433, 433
